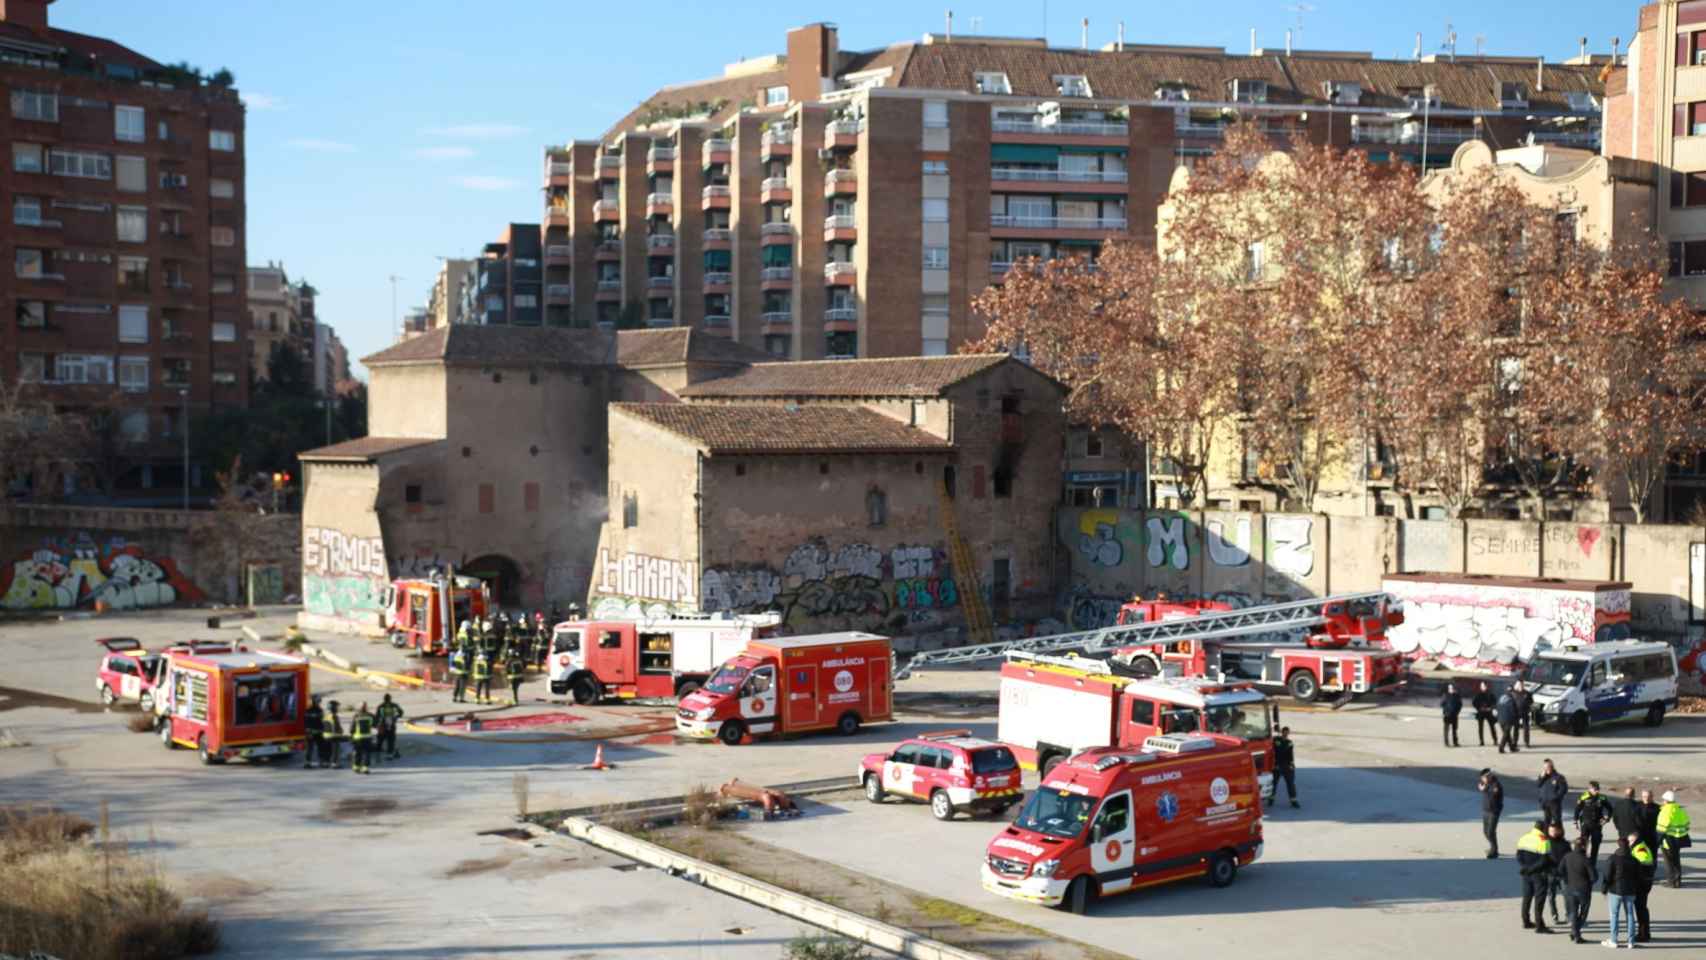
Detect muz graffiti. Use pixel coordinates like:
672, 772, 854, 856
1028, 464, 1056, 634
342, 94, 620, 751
1, 534, 204, 610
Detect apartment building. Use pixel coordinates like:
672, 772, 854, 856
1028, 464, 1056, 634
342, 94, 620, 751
1, 0, 247, 493
426, 256, 475, 330
246, 263, 310, 381
539, 23, 1605, 361
465, 223, 542, 326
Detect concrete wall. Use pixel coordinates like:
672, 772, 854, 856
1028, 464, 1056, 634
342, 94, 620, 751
586, 408, 705, 620
1059, 506, 1706, 693
0, 504, 298, 612
299, 459, 390, 631
367, 363, 447, 438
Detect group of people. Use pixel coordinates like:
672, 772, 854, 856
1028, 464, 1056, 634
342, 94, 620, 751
1478, 761, 1692, 946
1438, 679, 1539, 752
448, 610, 554, 705
302, 693, 404, 774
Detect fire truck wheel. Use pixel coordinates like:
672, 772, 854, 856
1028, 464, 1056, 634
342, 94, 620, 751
1207, 851, 1238, 888
1570, 710, 1591, 737
1286, 670, 1319, 703
1128, 655, 1160, 678
100, 685, 115, 706
197, 735, 224, 765
389, 632, 406, 649
675, 680, 702, 698
159, 719, 175, 749
930, 789, 956, 821
863, 774, 885, 803
717, 720, 746, 746
1644, 702, 1665, 727
1040, 754, 1066, 779
139, 691, 154, 713
570, 677, 600, 705
1061, 875, 1092, 915
836, 712, 860, 736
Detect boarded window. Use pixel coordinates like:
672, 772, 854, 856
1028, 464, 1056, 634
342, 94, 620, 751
972, 465, 987, 499
622, 492, 638, 528
524, 481, 540, 512
478, 483, 494, 514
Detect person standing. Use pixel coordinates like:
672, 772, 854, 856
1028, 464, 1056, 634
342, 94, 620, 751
1630, 833, 1656, 943
1656, 790, 1690, 888
1574, 781, 1612, 865
1479, 768, 1505, 859
1496, 686, 1520, 754
375, 693, 404, 761
472, 650, 492, 705
1536, 759, 1568, 827
1561, 836, 1595, 944
303, 694, 324, 770
349, 702, 374, 775
1637, 789, 1662, 853
1438, 683, 1462, 747
322, 700, 343, 769
449, 643, 469, 704
505, 644, 527, 705
1272, 726, 1298, 809
1514, 680, 1534, 748
1602, 836, 1640, 949
1516, 819, 1555, 933
1543, 822, 1569, 927
1471, 681, 1497, 747
1613, 786, 1642, 843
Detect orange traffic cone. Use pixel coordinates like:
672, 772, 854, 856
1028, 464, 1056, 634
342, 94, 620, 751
582, 743, 611, 771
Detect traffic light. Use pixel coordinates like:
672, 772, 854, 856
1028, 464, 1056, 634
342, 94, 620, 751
271, 472, 291, 489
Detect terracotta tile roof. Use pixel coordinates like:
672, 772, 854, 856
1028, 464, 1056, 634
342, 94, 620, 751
678, 354, 1014, 399
839, 44, 915, 84
362, 325, 611, 367
615, 327, 774, 368
298, 437, 439, 462
603, 67, 789, 141
891, 43, 1602, 112
614, 403, 953, 454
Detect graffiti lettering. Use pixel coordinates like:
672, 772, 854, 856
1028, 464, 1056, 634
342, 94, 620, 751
701, 567, 783, 613
1206, 516, 1252, 567
304, 574, 384, 617
1146, 516, 1188, 571
594, 548, 698, 605
1, 535, 203, 611
1383, 577, 1630, 674
1266, 515, 1314, 578
895, 577, 958, 610
1078, 509, 1124, 568
303, 527, 387, 579
891, 545, 935, 580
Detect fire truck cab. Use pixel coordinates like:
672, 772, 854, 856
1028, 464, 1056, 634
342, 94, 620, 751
383, 575, 490, 655
547, 612, 781, 702
982, 733, 1264, 913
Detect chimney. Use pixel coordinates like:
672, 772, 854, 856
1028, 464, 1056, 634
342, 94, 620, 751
1117, 21, 1125, 52
1250, 28, 1257, 56
0, 0, 52, 29
1081, 17, 1089, 50
1414, 32, 1423, 61
1613, 37, 1621, 63
1579, 36, 1588, 60
785, 23, 838, 103
1285, 29, 1293, 56
1537, 55, 1545, 91
945, 9, 952, 42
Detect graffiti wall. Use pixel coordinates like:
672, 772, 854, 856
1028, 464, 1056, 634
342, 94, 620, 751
1382, 574, 1632, 674
689, 540, 961, 634
302, 526, 388, 619
0, 532, 205, 610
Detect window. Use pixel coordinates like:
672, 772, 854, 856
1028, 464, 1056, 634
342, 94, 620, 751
1054, 74, 1092, 98
923, 99, 948, 127
210, 226, 235, 247
210, 177, 235, 199
923, 198, 949, 222
923, 338, 948, 356
212, 370, 238, 386
1683, 240, 1706, 277
405, 484, 423, 504
162, 358, 191, 386
923, 246, 949, 269
12, 196, 43, 226
213, 275, 236, 294
116, 206, 147, 243
1129, 698, 1155, 725
49, 149, 112, 179
115, 155, 145, 192
922, 159, 947, 175
1246, 241, 1265, 282
866, 487, 887, 527
12, 142, 43, 173
212, 321, 236, 342
15, 248, 45, 279
11, 89, 57, 121
56, 354, 113, 384
1229, 79, 1269, 104
1086, 432, 1104, 457
974, 71, 1011, 95
118, 256, 149, 291
622, 491, 638, 527
17, 301, 47, 328
765, 85, 787, 106
1093, 794, 1131, 838
19, 353, 46, 382
114, 105, 145, 142
118, 356, 149, 392
210, 129, 236, 151
513, 293, 538, 308
159, 171, 188, 190
524, 481, 540, 512
993, 464, 1012, 498
118, 305, 149, 343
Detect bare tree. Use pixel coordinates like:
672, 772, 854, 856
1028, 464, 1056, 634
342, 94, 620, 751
0, 377, 88, 500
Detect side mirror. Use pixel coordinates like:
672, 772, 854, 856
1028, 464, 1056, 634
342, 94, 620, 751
1090, 823, 1105, 843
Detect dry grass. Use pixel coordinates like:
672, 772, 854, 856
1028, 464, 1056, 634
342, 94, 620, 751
0, 805, 218, 960
682, 783, 724, 830
128, 713, 158, 733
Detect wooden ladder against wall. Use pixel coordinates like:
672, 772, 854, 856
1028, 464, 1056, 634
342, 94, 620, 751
937, 474, 994, 645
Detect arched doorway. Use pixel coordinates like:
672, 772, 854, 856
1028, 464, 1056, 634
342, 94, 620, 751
461, 554, 522, 609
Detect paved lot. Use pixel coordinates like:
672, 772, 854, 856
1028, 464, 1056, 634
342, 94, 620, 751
2, 608, 1702, 958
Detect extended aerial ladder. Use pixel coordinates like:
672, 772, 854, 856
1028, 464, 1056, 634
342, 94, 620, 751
893, 590, 1399, 680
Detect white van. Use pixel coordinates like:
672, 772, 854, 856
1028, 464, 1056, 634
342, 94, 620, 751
1524, 640, 1680, 736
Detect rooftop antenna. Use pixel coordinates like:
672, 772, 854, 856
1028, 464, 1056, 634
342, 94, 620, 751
1081, 17, 1088, 50
1414, 32, 1422, 61
1116, 20, 1125, 52
945, 9, 952, 42
1444, 22, 1457, 62
1285, 4, 1315, 48
1475, 34, 1486, 58
1250, 27, 1257, 56
1612, 36, 1621, 62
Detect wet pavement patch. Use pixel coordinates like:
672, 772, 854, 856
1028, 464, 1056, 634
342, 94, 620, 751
322, 796, 400, 820
444, 852, 519, 877
444, 711, 586, 732
0, 686, 104, 714
477, 827, 533, 841
608, 863, 642, 872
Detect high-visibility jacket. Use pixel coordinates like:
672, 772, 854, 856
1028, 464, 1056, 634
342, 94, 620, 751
351, 714, 374, 741
506, 655, 525, 677
1632, 841, 1655, 866
304, 705, 324, 736
1516, 828, 1552, 878
376, 701, 403, 727
472, 656, 490, 680
1657, 802, 1691, 838
1517, 828, 1551, 855
449, 648, 468, 676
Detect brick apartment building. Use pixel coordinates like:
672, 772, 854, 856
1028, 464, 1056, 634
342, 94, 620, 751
538, 22, 1606, 360
1, 0, 247, 494
466, 223, 543, 327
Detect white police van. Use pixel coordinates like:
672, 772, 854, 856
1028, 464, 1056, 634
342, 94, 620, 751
1524, 640, 1680, 736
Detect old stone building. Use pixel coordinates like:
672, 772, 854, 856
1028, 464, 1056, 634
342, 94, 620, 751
589, 355, 1068, 635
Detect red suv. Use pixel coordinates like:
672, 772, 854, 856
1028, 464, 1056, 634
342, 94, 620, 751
858, 730, 1022, 821
94, 637, 162, 710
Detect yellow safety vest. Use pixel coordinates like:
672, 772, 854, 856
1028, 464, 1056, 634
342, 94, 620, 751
1632, 842, 1654, 866
351, 715, 373, 741
473, 657, 490, 680
1516, 829, 1550, 855
1657, 803, 1691, 838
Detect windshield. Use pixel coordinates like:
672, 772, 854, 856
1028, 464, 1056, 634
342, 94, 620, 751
551, 630, 581, 654
1523, 658, 1582, 687
704, 663, 750, 695
1204, 701, 1270, 740
971, 747, 1019, 774
1015, 788, 1095, 839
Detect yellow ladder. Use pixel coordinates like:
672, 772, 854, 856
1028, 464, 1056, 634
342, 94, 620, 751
938, 475, 994, 645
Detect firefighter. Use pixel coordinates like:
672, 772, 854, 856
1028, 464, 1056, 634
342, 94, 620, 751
1574, 780, 1612, 865
375, 693, 404, 761
448, 641, 469, 704
481, 618, 500, 661
472, 649, 492, 705
350, 702, 375, 774
322, 700, 344, 769
1656, 790, 1690, 888
505, 643, 527, 705
1516, 819, 1555, 933
303, 694, 324, 769
1630, 833, 1656, 942
529, 611, 547, 666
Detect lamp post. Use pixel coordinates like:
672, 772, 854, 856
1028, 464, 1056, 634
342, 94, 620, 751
178, 387, 189, 510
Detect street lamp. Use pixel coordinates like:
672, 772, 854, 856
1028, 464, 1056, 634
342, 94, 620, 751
178, 387, 189, 510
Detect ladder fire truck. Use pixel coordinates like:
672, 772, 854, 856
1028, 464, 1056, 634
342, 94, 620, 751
896, 591, 1409, 703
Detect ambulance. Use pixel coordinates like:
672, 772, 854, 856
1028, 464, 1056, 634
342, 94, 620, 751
676, 632, 893, 745
548, 612, 780, 702
153, 646, 310, 764
982, 733, 1264, 913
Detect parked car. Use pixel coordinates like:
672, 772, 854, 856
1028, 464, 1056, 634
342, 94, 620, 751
859, 730, 1022, 821
94, 637, 163, 710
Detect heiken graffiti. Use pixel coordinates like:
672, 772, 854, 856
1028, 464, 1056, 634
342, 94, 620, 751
1, 534, 204, 610
594, 548, 698, 606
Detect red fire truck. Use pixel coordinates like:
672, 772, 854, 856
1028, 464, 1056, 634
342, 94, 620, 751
982, 734, 1264, 913
676, 633, 893, 745
1111, 594, 1408, 702
997, 652, 1277, 802
548, 612, 781, 702
153, 647, 310, 764
383, 574, 491, 655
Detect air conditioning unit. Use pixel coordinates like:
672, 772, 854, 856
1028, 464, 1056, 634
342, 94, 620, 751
1155, 84, 1190, 102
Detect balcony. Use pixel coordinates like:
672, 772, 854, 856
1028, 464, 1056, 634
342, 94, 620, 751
702, 227, 732, 249
760, 310, 792, 329
990, 214, 1128, 232
1352, 124, 1477, 145
593, 198, 621, 222
761, 125, 792, 159
760, 176, 792, 204
993, 118, 1129, 139
760, 266, 793, 289
547, 161, 571, 185
760, 222, 793, 245
163, 280, 194, 299
595, 239, 622, 261
545, 204, 569, 226
824, 169, 857, 197
824, 306, 858, 327
545, 244, 573, 264
646, 192, 673, 216
989, 261, 1013, 278
545, 284, 573, 304
646, 275, 675, 291
824, 261, 857, 285
703, 313, 732, 330
825, 117, 863, 146
596, 278, 622, 300
701, 184, 731, 210
597, 155, 622, 179
647, 233, 676, 253
647, 145, 675, 173
823, 213, 857, 241
703, 271, 733, 292
1174, 121, 1228, 139
990, 166, 1129, 188
1530, 129, 1601, 148
701, 138, 731, 167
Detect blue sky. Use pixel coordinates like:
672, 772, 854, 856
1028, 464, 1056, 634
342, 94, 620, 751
59, 0, 1637, 375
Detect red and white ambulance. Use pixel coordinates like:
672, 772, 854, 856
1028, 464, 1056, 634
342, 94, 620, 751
548, 612, 780, 702
94, 637, 163, 710
858, 730, 1024, 820
676, 632, 893, 745
982, 733, 1264, 913
153, 646, 310, 764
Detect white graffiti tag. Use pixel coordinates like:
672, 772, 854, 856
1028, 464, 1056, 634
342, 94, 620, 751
1147, 516, 1188, 571
1207, 516, 1252, 567
303, 527, 388, 578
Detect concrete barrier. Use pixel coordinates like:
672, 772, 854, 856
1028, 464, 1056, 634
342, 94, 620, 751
556, 816, 994, 960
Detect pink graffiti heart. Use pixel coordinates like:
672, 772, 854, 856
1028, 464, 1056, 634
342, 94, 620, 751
1577, 527, 1601, 557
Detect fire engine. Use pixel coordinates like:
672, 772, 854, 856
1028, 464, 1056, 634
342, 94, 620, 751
382, 573, 491, 655
547, 612, 781, 702
997, 651, 1277, 802
153, 645, 310, 765
1111, 594, 1408, 702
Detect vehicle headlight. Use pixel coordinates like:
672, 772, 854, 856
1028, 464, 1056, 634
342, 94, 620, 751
694, 707, 715, 720
1032, 859, 1059, 878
